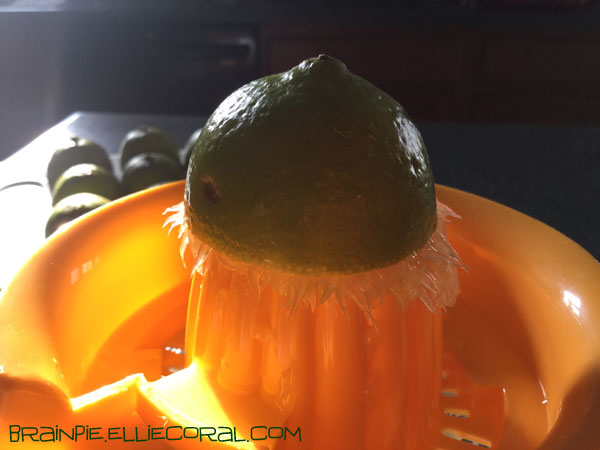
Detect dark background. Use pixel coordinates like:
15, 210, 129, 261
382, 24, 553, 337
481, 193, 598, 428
2, 0, 600, 159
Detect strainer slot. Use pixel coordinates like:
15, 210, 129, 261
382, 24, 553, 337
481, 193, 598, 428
444, 408, 470, 418
442, 429, 491, 448
441, 388, 458, 397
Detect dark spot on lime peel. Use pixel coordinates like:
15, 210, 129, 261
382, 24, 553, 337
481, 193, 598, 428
203, 178, 219, 205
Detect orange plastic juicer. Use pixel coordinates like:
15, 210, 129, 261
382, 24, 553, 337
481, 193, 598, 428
1, 181, 599, 450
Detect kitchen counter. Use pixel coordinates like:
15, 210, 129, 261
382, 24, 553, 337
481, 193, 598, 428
0, 111, 598, 289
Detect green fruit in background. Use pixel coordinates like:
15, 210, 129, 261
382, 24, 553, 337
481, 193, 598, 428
185, 55, 437, 275
182, 127, 203, 168
47, 136, 112, 189
119, 126, 179, 170
52, 163, 121, 206
122, 152, 183, 194
45, 193, 110, 237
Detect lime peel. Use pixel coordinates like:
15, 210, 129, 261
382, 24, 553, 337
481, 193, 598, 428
185, 55, 438, 275
164, 200, 462, 315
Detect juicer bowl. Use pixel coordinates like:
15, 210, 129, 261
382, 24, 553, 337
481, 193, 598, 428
0, 181, 599, 449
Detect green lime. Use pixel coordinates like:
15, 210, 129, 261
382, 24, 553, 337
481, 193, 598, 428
51, 163, 121, 206
122, 152, 183, 194
182, 128, 203, 168
45, 193, 110, 237
119, 126, 179, 170
185, 55, 437, 276
47, 136, 112, 189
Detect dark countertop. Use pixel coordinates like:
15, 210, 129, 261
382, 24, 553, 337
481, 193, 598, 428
422, 122, 600, 262
0, 111, 598, 288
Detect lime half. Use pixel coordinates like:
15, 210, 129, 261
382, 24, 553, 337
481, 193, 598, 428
119, 126, 179, 170
47, 137, 112, 189
46, 193, 110, 237
185, 55, 436, 275
122, 153, 183, 194
52, 163, 121, 206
